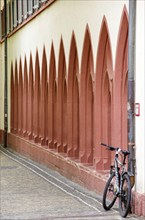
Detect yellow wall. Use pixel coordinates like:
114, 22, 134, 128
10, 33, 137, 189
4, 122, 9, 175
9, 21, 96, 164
7, 0, 129, 127
1, 0, 145, 194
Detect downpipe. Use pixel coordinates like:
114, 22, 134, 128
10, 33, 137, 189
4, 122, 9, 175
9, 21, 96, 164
128, 0, 136, 187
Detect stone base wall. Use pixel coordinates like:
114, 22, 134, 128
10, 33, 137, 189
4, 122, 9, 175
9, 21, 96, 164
0, 129, 4, 144
7, 132, 145, 217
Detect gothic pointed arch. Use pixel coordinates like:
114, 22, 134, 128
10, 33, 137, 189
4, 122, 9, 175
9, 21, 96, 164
53, 81, 57, 148
40, 46, 48, 146
94, 17, 113, 170
48, 43, 56, 149
80, 25, 94, 164
10, 62, 14, 133
57, 38, 67, 153
114, 7, 128, 149
33, 50, 40, 143
18, 57, 23, 136
67, 32, 79, 158
14, 60, 18, 134
28, 53, 34, 140
23, 56, 28, 137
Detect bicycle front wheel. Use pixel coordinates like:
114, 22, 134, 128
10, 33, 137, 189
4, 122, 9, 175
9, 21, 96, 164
119, 173, 131, 218
102, 172, 117, 210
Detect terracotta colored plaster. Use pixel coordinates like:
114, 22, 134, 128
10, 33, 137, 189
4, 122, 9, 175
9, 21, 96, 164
23, 56, 28, 137
27, 53, 34, 140
48, 43, 57, 149
18, 58, 23, 136
80, 26, 94, 164
114, 7, 128, 149
40, 47, 48, 146
33, 50, 40, 143
94, 17, 113, 170
57, 38, 67, 153
14, 60, 18, 134
10, 63, 14, 133
67, 33, 79, 158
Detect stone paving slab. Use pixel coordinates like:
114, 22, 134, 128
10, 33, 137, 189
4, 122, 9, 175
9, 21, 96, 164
0, 146, 144, 220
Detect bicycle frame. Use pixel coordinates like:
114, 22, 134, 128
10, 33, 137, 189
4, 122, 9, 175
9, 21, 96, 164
112, 149, 128, 196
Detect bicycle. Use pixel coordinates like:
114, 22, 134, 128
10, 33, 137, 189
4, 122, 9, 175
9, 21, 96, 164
100, 143, 131, 218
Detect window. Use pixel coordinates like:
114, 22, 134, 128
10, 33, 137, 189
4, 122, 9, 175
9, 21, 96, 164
18, 0, 23, 24
11, 0, 17, 28
8, 2, 12, 32
1, 8, 5, 37
0, 0, 55, 39
41, 0, 48, 4
33, 0, 40, 10
7, 2, 11, 33
23, 0, 28, 20
28, 0, 33, 16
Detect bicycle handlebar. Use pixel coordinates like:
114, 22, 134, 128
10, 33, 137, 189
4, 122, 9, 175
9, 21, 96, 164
100, 142, 130, 156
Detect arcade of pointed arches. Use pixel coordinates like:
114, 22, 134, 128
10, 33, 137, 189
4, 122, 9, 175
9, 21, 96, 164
10, 8, 128, 171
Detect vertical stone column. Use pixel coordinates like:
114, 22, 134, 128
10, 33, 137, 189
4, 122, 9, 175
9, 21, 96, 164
33, 50, 40, 143
28, 53, 33, 140
23, 56, 28, 137
18, 58, 23, 136
14, 60, 18, 134
10, 63, 14, 133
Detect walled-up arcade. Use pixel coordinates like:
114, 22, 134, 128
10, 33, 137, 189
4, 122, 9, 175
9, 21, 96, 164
10, 9, 128, 170
0, 0, 145, 217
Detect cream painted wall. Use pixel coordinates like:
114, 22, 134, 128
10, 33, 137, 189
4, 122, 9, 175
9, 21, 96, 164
135, 0, 145, 194
7, 0, 129, 127
0, 42, 4, 130
2, 0, 145, 194
7, 0, 129, 73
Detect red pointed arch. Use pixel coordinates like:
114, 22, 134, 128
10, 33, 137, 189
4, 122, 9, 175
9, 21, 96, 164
27, 53, 34, 140
10, 62, 14, 133
23, 56, 28, 137
57, 38, 67, 153
94, 17, 113, 170
80, 25, 94, 164
48, 43, 56, 149
14, 60, 18, 134
67, 32, 79, 158
39, 46, 48, 146
18, 57, 23, 136
114, 6, 128, 149
33, 50, 40, 143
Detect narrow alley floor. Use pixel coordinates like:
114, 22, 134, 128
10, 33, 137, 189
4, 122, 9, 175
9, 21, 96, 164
0, 146, 144, 220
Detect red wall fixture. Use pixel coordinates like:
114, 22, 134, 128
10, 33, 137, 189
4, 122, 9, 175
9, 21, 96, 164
80, 26, 94, 164
114, 6, 128, 150
33, 50, 40, 143
18, 58, 23, 136
10, 63, 14, 133
27, 53, 34, 140
48, 43, 57, 149
14, 60, 18, 134
67, 33, 79, 158
94, 17, 113, 170
57, 38, 67, 153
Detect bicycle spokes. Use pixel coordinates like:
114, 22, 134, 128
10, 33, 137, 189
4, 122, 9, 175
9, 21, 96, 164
119, 174, 131, 218
103, 173, 117, 210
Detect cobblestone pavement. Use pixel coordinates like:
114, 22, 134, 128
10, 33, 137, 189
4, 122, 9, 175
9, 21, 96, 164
0, 146, 144, 220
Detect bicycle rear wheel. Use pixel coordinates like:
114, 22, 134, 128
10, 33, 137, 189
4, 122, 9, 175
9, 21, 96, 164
103, 172, 117, 210
119, 173, 131, 218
